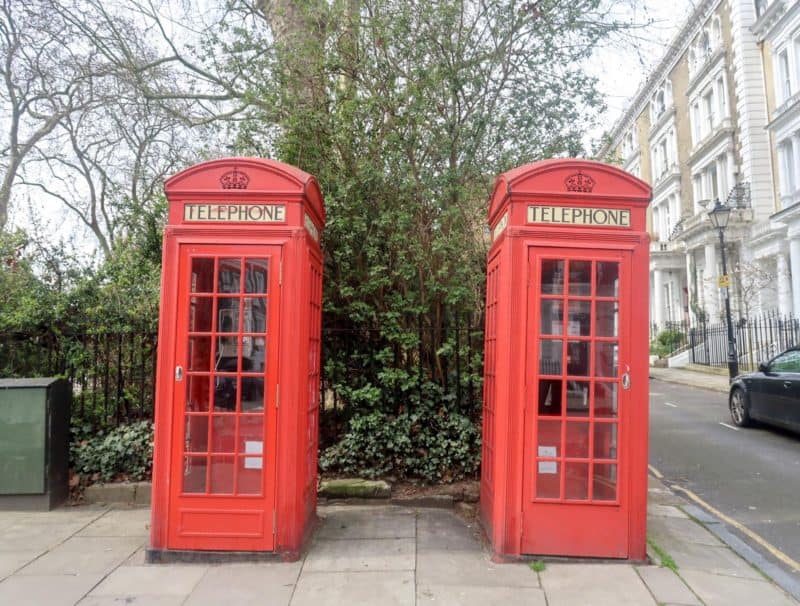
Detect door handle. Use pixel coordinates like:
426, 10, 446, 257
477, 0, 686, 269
621, 364, 631, 390
784, 381, 792, 389
175, 365, 184, 382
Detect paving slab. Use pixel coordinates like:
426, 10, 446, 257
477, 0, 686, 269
540, 563, 657, 606
87, 565, 208, 598
417, 584, 547, 606
184, 562, 301, 606
77, 597, 186, 606
77, 507, 150, 538
652, 538, 763, 580
303, 537, 415, 572
291, 570, 414, 606
0, 573, 104, 606
416, 549, 539, 588
0, 550, 44, 580
416, 509, 483, 552
17, 536, 144, 576
316, 508, 415, 540
636, 566, 701, 605
680, 568, 798, 606
649, 516, 724, 547
648, 504, 689, 519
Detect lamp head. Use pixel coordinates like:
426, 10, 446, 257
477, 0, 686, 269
707, 199, 731, 230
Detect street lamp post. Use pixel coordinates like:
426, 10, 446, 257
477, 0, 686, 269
707, 199, 739, 380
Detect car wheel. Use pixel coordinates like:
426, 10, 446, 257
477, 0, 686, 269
729, 387, 752, 427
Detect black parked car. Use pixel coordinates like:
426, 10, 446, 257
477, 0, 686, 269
729, 347, 800, 432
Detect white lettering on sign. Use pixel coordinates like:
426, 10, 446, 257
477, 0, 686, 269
304, 212, 320, 241
492, 211, 509, 241
184, 203, 286, 223
527, 205, 631, 228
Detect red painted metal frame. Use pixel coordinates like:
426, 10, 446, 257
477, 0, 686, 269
480, 159, 651, 561
151, 158, 325, 559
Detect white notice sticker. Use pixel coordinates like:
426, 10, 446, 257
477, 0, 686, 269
245, 440, 263, 454
538, 461, 557, 474
244, 457, 263, 470
537, 446, 557, 457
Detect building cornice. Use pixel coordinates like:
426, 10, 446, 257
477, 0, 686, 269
652, 167, 682, 198
751, 0, 787, 42
766, 91, 800, 132
598, 0, 722, 156
687, 124, 735, 167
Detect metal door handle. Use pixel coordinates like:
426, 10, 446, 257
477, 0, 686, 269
621, 373, 631, 390
784, 381, 792, 389
175, 365, 184, 382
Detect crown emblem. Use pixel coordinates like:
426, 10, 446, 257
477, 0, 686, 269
565, 171, 595, 193
220, 168, 250, 189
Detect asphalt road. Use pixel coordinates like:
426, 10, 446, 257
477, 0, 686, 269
649, 378, 800, 576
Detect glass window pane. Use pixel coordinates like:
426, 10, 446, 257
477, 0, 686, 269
568, 260, 591, 295
537, 420, 561, 455
213, 376, 238, 411
540, 339, 563, 374
594, 382, 618, 418
237, 457, 262, 495
593, 463, 618, 501
244, 297, 267, 333
540, 300, 563, 335
239, 415, 264, 451
594, 422, 618, 459
245, 337, 266, 373
191, 258, 214, 293
567, 301, 591, 336
566, 341, 590, 376
211, 415, 236, 452
241, 377, 265, 412
536, 461, 560, 499
245, 259, 269, 294
596, 302, 618, 337
183, 456, 207, 493
218, 258, 241, 293
597, 262, 619, 297
188, 337, 211, 372
595, 342, 619, 377
565, 381, 590, 416
209, 456, 235, 494
565, 421, 589, 458
217, 299, 240, 333
184, 415, 208, 453
216, 337, 239, 372
186, 375, 210, 412
541, 260, 565, 295
565, 462, 589, 500
538, 379, 562, 415
189, 297, 213, 332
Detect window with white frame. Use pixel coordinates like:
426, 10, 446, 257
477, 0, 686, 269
693, 174, 703, 209
778, 49, 792, 104
754, 0, 767, 19
779, 140, 796, 198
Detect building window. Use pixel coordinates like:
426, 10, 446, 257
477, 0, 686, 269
716, 76, 727, 118
780, 140, 796, 197
700, 31, 711, 59
779, 49, 791, 103
703, 90, 716, 134
754, 0, 767, 19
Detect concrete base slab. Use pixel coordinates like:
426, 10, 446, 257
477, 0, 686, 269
636, 566, 701, 605
680, 569, 797, 606
416, 549, 539, 588
304, 537, 415, 572
0, 573, 104, 606
540, 564, 657, 606
291, 570, 414, 606
17, 536, 143, 576
183, 563, 301, 606
87, 565, 208, 598
417, 584, 547, 606
317, 508, 415, 540
416, 509, 482, 552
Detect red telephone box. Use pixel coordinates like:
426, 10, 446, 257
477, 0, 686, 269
148, 157, 324, 560
480, 159, 651, 561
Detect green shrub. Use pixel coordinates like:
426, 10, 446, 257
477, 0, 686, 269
650, 329, 685, 358
71, 420, 154, 483
319, 401, 481, 483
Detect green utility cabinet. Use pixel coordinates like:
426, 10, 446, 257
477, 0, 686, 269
0, 378, 71, 510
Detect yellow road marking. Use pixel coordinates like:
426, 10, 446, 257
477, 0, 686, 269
672, 485, 800, 574
648, 464, 800, 573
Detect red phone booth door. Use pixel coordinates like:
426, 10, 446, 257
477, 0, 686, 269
167, 244, 280, 551
522, 247, 631, 557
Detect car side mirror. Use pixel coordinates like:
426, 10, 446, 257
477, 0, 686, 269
758, 361, 770, 373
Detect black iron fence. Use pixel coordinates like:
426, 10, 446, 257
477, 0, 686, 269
689, 311, 800, 370
0, 330, 158, 427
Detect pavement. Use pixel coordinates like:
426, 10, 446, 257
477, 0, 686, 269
0, 472, 797, 606
649, 365, 730, 394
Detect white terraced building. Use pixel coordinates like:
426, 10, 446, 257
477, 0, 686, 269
600, 0, 800, 337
